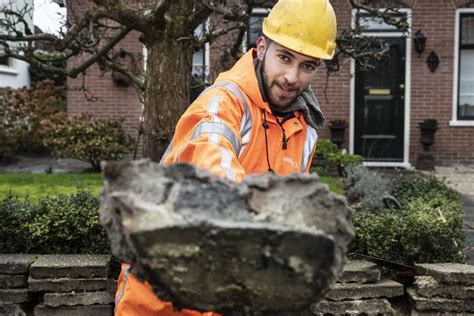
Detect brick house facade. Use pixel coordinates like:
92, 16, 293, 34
68, 0, 474, 167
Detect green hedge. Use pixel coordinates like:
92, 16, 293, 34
350, 172, 466, 265
0, 191, 110, 254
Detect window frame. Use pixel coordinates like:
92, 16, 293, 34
451, 8, 474, 126
243, 7, 270, 51
192, 20, 210, 84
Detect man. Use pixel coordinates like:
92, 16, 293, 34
115, 0, 337, 314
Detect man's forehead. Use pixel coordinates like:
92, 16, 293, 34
270, 41, 321, 64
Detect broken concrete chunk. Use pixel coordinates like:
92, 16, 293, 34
100, 161, 354, 315
416, 263, 474, 285
407, 288, 474, 312
325, 279, 404, 301
29, 255, 110, 279
337, 260, 381, 283
415, 276, 474, 299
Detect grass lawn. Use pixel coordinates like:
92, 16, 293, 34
0, 173, 104, 202
0, 171, 343, 202
319, 175, 344, 195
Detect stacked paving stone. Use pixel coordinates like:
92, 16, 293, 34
29, 255, 114, 316
0, 254, 37, 316
409, 263, 474, 315
312, 260, 404, 315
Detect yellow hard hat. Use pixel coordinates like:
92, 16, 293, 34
262, 0, 337, 60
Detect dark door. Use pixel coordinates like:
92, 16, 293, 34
354, 37, 406, 162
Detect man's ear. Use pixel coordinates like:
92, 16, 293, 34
256, 36, 266, 62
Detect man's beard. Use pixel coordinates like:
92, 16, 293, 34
261, 58, 300, 110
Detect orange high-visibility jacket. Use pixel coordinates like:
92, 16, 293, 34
114, 49, 320, 315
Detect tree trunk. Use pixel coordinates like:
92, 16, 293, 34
143, 2, 196, 161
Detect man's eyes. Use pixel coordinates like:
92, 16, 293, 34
278, 54, 291, 62
303, 63, 316, 71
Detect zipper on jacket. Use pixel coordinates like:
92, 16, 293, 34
262, 110, 274, 173
272, 110, 295, 151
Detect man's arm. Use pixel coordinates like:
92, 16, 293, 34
161, 87, 247, 182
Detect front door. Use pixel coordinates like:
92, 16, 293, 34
354, 37, 406, 162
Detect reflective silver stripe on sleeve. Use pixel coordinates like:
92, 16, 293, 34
191, 121, 241, 155
301, 126, 318, 172
219, 82, 252, 158
200, 81, 252, 158
208, 95, 221, 144
114, 264, 130, 313
219, 146, 234, 179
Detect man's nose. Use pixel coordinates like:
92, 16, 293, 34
283, 66, 299, 85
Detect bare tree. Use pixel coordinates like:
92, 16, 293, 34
0, 0, 407, 161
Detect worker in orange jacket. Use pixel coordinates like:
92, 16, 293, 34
115, 0, 337, 314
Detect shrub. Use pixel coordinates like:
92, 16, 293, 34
41, 113, 134, 171
350, 172, 466, 265
0, 80, 66, 157
0, 191, 110, 254
314, 139, 363, 176
351, 196, 465, 264
345, 164, 389, 211
0, 195, 35, 253
390, 172, 458, 206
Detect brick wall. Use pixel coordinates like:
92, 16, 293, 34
67, 0, 474, 166
314, 0, 474, 166
67, 30, 143, 152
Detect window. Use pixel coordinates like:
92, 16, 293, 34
0, 55, 9, 67
190, 22, 209, 102
245, 8, 270, 50
192, 22, 208, 84
456, 12, 474, 120
355, 12, 407, 32
0, 48, 10, 68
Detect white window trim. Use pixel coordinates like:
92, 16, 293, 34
349, 8, 412, 168
450, 8, 474, 126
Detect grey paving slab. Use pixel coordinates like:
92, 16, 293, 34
416, 263, 474, 285
411, 311, 474, 316
43, 291, 114, 307
0, 255, 37, 275
29, 255, 110, 279
312, 298, 395, 315
407, 288, 474, 312
0, 303, 27, 316
0, 274, 27, 289
0, 289, 30, 304
34, 303, 113, 316
337, 260, 381, 284
415, 276, 474, 300
325, 279, 404, 301
28, 277, 108, 293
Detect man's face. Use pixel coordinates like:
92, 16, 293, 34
256, 36, 321, 110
